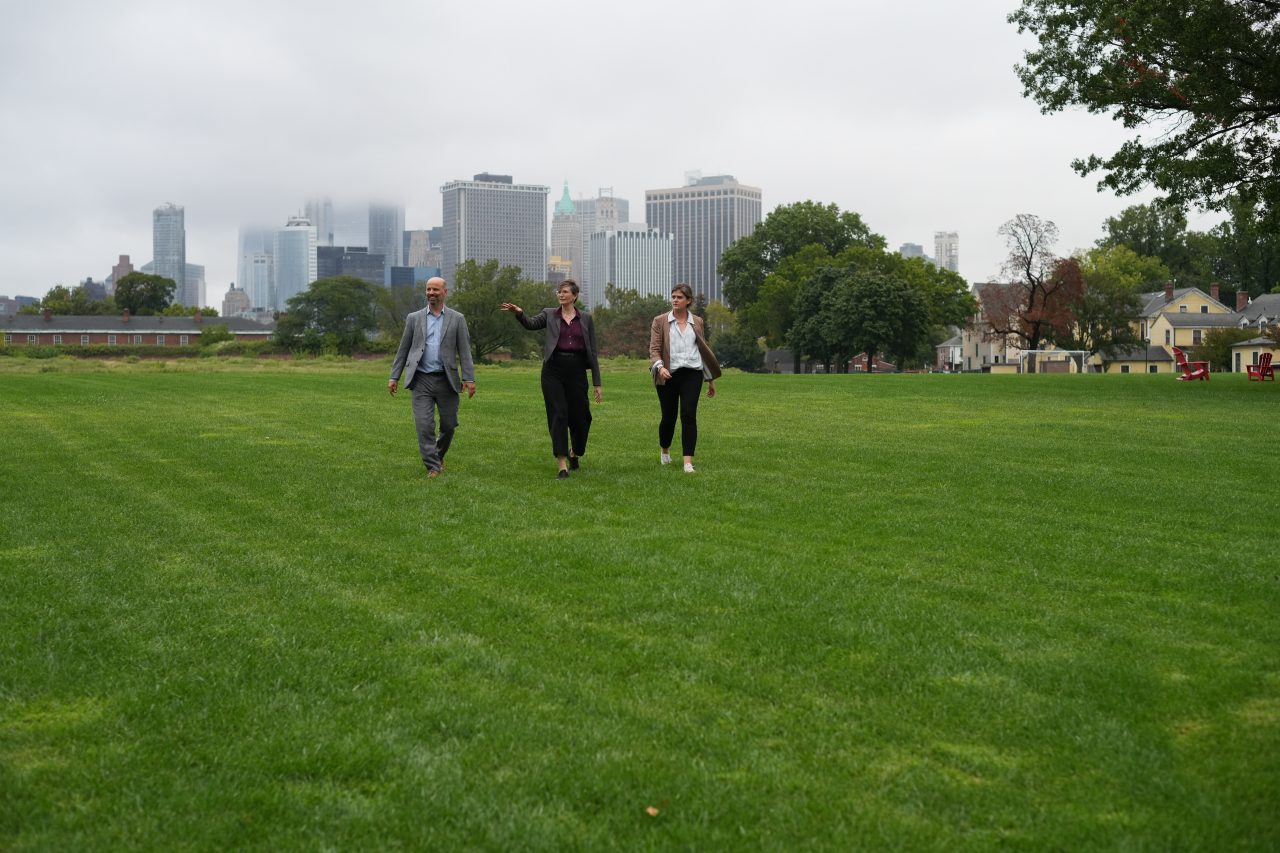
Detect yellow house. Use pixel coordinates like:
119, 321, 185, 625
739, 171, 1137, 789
1135, 284, 1234, 343
1230, 337, 1280, 374
1147, 312, 1241, 350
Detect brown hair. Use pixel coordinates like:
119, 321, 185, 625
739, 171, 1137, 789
558, 279, 580, 297
671, 283, 694, 302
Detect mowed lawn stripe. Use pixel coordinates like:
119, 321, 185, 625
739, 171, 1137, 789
1, 359, 1276, 849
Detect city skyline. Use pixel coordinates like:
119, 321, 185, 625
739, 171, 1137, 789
0, 1, 1223, 303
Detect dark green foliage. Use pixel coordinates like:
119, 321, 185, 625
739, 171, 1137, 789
273, 276, 380, 354
592, 284, 671, 358
1208, 195, 1280, 297
449, 260, 553, 361
719, 200, 885, 311
113, 272, 176, 315
23, 283, 116, 315
197, 324, 235, 347
162, 303, 219, 317
712, 326, 765, 372
1010, 0, 1280, 223
790, 268, 929, 371
1098, 198, 1280, 297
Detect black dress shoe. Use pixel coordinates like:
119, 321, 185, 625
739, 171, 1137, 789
556, 469, 569, 480
568, 456, 580, 470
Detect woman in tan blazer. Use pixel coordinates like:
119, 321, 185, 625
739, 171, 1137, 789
648, 283, 722, 473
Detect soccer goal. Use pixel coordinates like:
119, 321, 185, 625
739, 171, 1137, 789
1018, 350, 1095, 374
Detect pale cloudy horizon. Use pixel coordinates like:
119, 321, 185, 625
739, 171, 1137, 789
0, 0, 1221, 304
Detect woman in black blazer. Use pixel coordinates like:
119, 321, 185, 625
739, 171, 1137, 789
501, 280, 602, 479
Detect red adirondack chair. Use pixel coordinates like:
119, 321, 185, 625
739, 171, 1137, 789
1246, 351, 1274, 381
1172, 346, 1209, 381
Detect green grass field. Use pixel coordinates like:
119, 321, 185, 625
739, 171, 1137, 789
2, 357, 1277, 850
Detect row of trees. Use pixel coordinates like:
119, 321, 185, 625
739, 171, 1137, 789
717, 202, 976, 372
23, 273, 218, 317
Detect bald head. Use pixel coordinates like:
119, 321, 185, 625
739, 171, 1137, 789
425, 277, 448, 312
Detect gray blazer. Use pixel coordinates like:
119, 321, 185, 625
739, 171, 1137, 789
515, 307, 602, 387
389, 305, 476, 393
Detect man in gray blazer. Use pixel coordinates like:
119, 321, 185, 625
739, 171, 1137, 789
388, 277, 476, 477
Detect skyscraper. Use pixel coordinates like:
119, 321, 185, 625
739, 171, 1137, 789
934, 231, 959, 273
237, 225, 275, 305
305, 197, 334, 246
575, 191, 629, 301
440, 173, 548, 283
152, 203, 188, 306
245, 254, 273, 310
222, 283, 251, 318
273, 217, 318, 310
550, 181, 582, 282
332, 204, 368, 248
368, 203, 405, 277
588, 225, 673, 307
109, 255, 134, 293
645, 175, 762, 303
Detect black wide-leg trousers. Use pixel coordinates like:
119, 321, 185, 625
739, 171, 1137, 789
657, 367, 703, 456
541, 351, 591, 458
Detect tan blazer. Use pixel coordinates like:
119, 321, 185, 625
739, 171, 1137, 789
648, 312, 723, 386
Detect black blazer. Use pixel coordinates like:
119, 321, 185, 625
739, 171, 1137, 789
516, 307, 602, 387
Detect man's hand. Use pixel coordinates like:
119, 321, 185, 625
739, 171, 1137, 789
593, 386, 602, 403
388, 379, 398, 396
463, 381, 476, 399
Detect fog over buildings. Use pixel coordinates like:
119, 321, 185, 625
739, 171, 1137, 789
0, 0, 1212, 303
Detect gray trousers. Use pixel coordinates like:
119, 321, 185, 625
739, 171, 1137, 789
409, 372, 459, 472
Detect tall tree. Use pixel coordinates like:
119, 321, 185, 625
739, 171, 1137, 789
449, 260, 552, 361
1052, 254, 1143, 360
1096, 200, 1202, 279
114, 272, 176, 315
1010, 0, 1280, 223
719, 201, 885, 312
824, 271, 930, 373
982, 215, 1082, 372
273, 276, 380, 354
1208, 195, 1280, 296
788, 268, 843, 373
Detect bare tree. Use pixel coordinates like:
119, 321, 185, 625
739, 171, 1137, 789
981, 215, 1081, 372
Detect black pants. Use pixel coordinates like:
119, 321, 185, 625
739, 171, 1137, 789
657, 367, 703, 456
542, 351, 591, 458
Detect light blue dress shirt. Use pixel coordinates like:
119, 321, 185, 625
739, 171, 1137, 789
418, 310, 444, 373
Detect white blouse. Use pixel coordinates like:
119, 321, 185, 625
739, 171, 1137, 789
667, 312, 704, 372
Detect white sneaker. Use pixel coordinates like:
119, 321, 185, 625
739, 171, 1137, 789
660, 452, 671, 465
683, 462, 695, 473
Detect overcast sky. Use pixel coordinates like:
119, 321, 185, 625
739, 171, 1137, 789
0, 0, 1214, 303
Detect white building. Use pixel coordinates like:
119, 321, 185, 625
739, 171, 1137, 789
645, 175, 761, 303
244, 254, 273, 310
934, 231, 959, 273
440, 173, 548, 283
588, 225, 673, 308
575, 192, 629, 300
273, 217, 317, 310
152, 203, 188, 306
